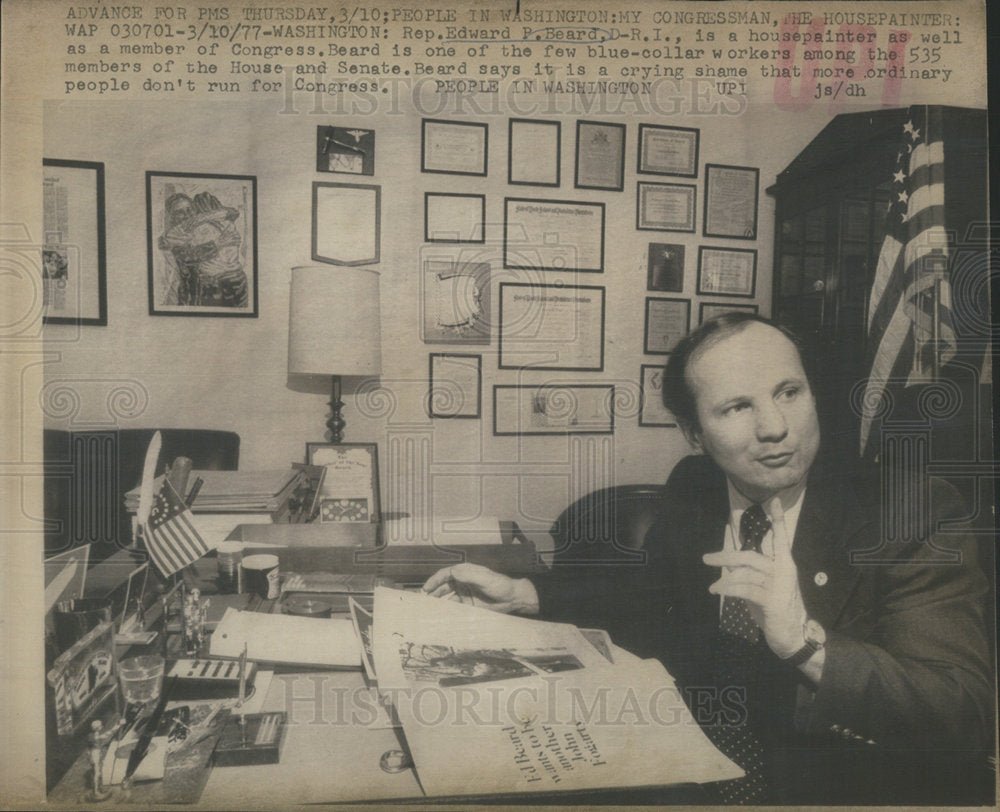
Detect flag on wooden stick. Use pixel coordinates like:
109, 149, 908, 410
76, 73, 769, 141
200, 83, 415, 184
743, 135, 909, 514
145, 478, 209, 577
860, 105, 956, 453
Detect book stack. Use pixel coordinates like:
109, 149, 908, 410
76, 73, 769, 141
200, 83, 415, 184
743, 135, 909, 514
125, 469, 300, 515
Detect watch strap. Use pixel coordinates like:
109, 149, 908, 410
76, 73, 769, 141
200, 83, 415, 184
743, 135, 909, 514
784, 639, 820, 667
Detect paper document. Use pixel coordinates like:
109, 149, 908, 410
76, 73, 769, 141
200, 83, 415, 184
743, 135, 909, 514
372, 588, 741, 797
210, 608, 361, 668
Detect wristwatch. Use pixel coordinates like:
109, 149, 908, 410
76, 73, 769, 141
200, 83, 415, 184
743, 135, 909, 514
785, 618, 826, 667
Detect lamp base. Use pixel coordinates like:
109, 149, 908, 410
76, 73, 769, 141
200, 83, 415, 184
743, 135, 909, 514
327, 375, 345, 444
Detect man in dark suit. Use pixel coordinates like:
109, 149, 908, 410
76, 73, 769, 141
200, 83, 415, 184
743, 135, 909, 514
423, 314, 994, 804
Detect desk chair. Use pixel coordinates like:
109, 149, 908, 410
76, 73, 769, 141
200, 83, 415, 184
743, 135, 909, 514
548, 484, 664, 563
44, 428, 240, 563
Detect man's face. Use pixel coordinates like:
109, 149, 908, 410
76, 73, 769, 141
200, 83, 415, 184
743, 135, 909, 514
685, 322, 820, 502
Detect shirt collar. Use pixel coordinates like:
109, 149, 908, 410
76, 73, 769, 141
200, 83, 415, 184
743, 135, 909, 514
726, 477, 808, 548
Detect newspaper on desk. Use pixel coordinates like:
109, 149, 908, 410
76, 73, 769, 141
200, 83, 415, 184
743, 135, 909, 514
372, 587, 741, 797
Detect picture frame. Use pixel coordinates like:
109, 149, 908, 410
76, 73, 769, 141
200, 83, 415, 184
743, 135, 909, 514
421, 119, 488, 177
424, 193, 485, 243
503, 197, 605, 272
639, 364, 678, 427
493, 384, 615, 436
508, 118, 560, 187
305, 442, 381, 524
428, 353, 482, 419
316, 126, 375, 175
498, 282, 605, 371
703, 163, 760, 240
312, 182, 381, 266
644, 297, 691, 355
647, 243, 685, 292
699, 302, 760, 323
697, 246, 757, 298
574, 120, 625, 191
637, 124, 699, 177
146, 171, 258, 317
421, 257, 491, 344
46, 620, 117, 736
42, 159, 107, 326
636, 182, 696, 232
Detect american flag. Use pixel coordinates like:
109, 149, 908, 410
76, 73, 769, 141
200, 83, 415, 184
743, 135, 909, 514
145, 480, 209, 577
860, 105, 955, 453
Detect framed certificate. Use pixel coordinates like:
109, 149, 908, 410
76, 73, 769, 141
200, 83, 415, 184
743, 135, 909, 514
424, 193, 485, 243
312, 182, 380, 266
494, 384, 615, 436
574, 120, 625, 191
704, 163, 759, 240
636, 182, 696, 232
43, 159, 107, 325
639, 365, 678, 427
428, 353, 482, 419
498, 282, 605, 371
644, 297, 690, 355
697, 246, 757, 298
503, 198, 604, 272
421, 119, 488, 176
421, 258, 490, 344
508, 118, 560, 187
699, 302, 760, 324
305, 442, 381, 523
637, 124, 699, 177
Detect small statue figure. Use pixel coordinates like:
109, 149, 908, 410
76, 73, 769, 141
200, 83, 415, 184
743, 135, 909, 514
182, 588, 208, 656
88, 719, 113, 800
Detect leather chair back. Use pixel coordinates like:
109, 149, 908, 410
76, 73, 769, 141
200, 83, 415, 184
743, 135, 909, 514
548, 484, 664, 563
44, 428, 240, 561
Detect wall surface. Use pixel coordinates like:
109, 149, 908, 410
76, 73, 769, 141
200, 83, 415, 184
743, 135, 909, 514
41, 97, 883, 543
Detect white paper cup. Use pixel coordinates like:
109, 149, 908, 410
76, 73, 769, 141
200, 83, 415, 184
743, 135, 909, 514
242, 554, 280, 599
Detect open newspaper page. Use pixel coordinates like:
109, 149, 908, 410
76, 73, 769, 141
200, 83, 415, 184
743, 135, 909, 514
373, 587, 742, 797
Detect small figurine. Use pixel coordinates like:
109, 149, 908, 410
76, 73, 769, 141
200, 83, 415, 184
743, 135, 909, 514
88, 719, 113, 800
182, 588, 208, 656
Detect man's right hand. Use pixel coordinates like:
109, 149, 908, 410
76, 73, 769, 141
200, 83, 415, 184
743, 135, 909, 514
421, 563, 540, 615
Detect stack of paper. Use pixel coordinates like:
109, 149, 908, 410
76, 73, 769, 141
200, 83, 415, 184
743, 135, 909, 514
371, 588, 742, 797
125, 469, 299, 513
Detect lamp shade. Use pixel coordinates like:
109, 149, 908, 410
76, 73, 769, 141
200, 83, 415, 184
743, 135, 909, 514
288, 266, 382, 377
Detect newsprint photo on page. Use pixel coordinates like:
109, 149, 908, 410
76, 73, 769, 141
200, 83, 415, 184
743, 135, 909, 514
0, 0, 995, 808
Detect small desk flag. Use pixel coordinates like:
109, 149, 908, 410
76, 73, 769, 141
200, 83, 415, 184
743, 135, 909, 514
145, 479, 209, 577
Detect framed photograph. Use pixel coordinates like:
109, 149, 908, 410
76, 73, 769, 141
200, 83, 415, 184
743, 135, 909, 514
42, 159, 107, 326
305, 443, 381, 523
146, 171, 258, 317
639, 364, 678, 427
494, 384, 615, 436
503, 197, 604, 272
421, 119, 488, 176
637, 124, 699, 177
424, 193, 485, 243
312, 182, 380, 266
499, 282, 605, 371
697, 246, 757, 297
316, 126, 375, 175
647, 243, 685, 292
704, 163, 759, 240
699, 302, 760, 324
46, 620, 117, 736
428, 353, 482, 419
644, 297, 690, 355
636, 182, 696, 232
508, 118, 560, 187
422, 258, 490, 344
574, 120, 625, 191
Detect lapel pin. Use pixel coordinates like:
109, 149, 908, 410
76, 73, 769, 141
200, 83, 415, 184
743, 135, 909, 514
814, 572, 828, 586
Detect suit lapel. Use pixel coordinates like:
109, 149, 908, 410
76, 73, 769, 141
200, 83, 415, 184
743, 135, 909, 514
674, 462, 729, 626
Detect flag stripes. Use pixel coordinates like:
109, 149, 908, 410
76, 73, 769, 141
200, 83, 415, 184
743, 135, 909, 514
145, 479, 209, 577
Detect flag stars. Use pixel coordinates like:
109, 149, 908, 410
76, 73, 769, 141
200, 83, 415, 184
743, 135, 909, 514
903, 120, 915, 135
897, 190, 908, 204
893, 170, 905, 184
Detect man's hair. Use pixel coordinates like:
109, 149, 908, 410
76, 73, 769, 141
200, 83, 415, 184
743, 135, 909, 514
662, 312, 812, 430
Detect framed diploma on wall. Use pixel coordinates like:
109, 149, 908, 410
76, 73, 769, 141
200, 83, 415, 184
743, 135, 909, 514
498, 282, 605, 371
493, 384, 615, 436
637, 124, 699, 177
574, 120, 625, 191
697, 246, 757, 297
643, 297, 690, 355
508, 118, 560, 187
421, 119, 488, 177
703, 163, 759, 240
699, 302, 759, 323
428, 353, 482, 419
503, 198, 605, 272
424, 193, 485, 243
636, 182, 696, 232
639, 364, 678, 427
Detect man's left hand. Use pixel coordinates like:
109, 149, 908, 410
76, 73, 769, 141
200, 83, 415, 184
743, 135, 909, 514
702, 497, 807, 658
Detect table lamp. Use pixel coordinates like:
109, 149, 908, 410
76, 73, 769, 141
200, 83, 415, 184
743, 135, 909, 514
287, 266, 382, 443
